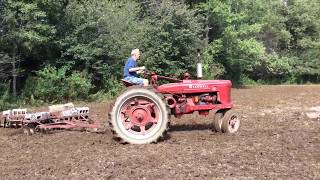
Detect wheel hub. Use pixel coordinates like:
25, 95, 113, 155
131, 107, 151, 126
119, 99, 160, 136
229, 116, 238, 129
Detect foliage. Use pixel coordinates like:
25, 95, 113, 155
27, 66, 93, 103
0, 0, 56, 58
0, 0, 319, 105
198, 0, 320, 84
287, 0, 320, 81
140, 0, 203, 77
59, 0, 145, 84
0, 81, 23, 111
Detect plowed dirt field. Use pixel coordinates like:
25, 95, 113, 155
0, 85, 319, 179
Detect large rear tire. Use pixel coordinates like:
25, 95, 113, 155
108, 87, 170, 144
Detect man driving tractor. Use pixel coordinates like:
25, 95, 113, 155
123, 49, 148, 86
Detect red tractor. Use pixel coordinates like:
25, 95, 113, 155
108, 72, 240, 144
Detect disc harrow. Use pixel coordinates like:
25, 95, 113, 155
1, 103, 101, 135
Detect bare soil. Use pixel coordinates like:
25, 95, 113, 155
0, 85, 319, 179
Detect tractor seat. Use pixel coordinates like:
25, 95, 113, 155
121, 79, 134, 87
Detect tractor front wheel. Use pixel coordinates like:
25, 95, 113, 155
108, 87, 170, 144
221, 110, 240, 133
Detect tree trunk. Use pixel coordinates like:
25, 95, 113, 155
12, 59, 17, 97
204, 13, 210, 46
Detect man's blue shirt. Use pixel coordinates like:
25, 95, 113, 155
124, 57, 137, 77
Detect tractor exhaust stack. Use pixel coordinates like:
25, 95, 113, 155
196, 49, 202, 79
197, 63, 203, 79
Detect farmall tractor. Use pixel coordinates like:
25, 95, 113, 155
108, 68, 240, 144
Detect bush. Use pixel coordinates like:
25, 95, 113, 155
103, 76, 123, 98
26, 66, 93, 103
66, 72, 92, 100
0, 87, 12, 111
0, 82, 22, 111
239, 74, 258, 86
88, 76, 123, 102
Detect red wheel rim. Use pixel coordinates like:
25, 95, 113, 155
119, 97, 160, 136
229, 115, 239, 130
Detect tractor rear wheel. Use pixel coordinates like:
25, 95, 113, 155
108, 87, 170, 144
213, 110, 225, 132
221, 109, 240, 133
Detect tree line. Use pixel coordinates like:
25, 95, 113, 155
0, 0, 319, 109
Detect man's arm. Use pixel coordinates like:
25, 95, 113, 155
129, 66, 145, 72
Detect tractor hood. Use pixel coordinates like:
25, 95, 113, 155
156, 80, 232, 94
